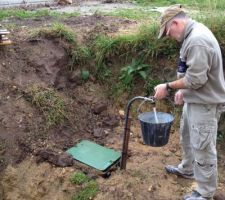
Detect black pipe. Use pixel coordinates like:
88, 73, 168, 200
120, 96, 155, 170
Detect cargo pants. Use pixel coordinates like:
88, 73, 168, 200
177, 103, 225, 198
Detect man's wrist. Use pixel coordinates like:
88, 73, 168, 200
166, 82, 172, 91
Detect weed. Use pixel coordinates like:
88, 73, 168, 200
119, 58, 149, 91
70, 172, 89, 185
81, 70, 90, 81
25, 85, 66, 129
72, 181, 99, 200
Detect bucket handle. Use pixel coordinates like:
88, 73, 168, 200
137, 96, 155, 115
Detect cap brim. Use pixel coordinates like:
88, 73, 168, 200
158, 25, 166, 39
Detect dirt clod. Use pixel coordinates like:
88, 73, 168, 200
36, 150, 74, 167
92, 102, 107, 115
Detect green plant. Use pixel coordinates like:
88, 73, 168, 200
72, 181, 99, 200
70, 172, 89, 185
69, 47, 92, 69
119, 58, 149, 90
50, 23, 76, 43
102, 8, 159, 20
81, 70, 90, 81
92, 24, 179, 69
132, 0, 225, 10
25, 85, 66, 129
0, 8, 80, 20
92, 35, 115, 68
32, 23, 76, 44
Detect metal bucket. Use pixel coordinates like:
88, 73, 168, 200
138, 112, 174, 147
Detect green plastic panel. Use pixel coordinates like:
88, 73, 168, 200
66, 140, 121, 171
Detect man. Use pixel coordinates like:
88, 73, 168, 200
154, 4, 225, 200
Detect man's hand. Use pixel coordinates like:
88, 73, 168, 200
154, 83, 168, 100
174, 90, 184, 105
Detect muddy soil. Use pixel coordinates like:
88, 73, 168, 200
0, 1, 225, 200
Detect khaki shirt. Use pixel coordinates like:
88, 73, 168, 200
180, 19, 225, 104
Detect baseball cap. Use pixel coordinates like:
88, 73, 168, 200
158, 4, 187, 39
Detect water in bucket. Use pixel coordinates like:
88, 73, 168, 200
153, 107, 159, 123
138, 111, 174, 147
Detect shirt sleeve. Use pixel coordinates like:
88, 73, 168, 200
183, 45, 213, 89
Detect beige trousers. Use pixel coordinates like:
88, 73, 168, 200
177, 103, 225, 198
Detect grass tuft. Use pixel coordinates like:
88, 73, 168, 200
72, 181, 99, 200
25, 85, 66, 129
70, 172, 89, 185
32, 23, 76, 44
69, 47, 92, 70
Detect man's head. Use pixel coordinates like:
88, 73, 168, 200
158, 4, 189, 42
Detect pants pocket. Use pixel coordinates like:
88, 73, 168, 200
191, 120, 216, 150
195, 161, 216, 179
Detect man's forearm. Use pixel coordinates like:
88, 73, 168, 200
168, 78, 186, 90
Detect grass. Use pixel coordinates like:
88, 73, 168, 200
70, 172, 99, 200
72, 181, 99, 200
132, 0, 225, 10
93, 23, 178, 68
25, 85, 66, 129
70, 172, 90, 185
69, 46, 92, 70
28, 8, 223, 97
0, 8, 79, 20
32, 22, 76, 44
7, 2, 223, 97
91, 23, 176, 94
102, 8, 159, 20
196, 14, 225, 41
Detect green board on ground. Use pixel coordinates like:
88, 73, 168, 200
66, 140, 121, 171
